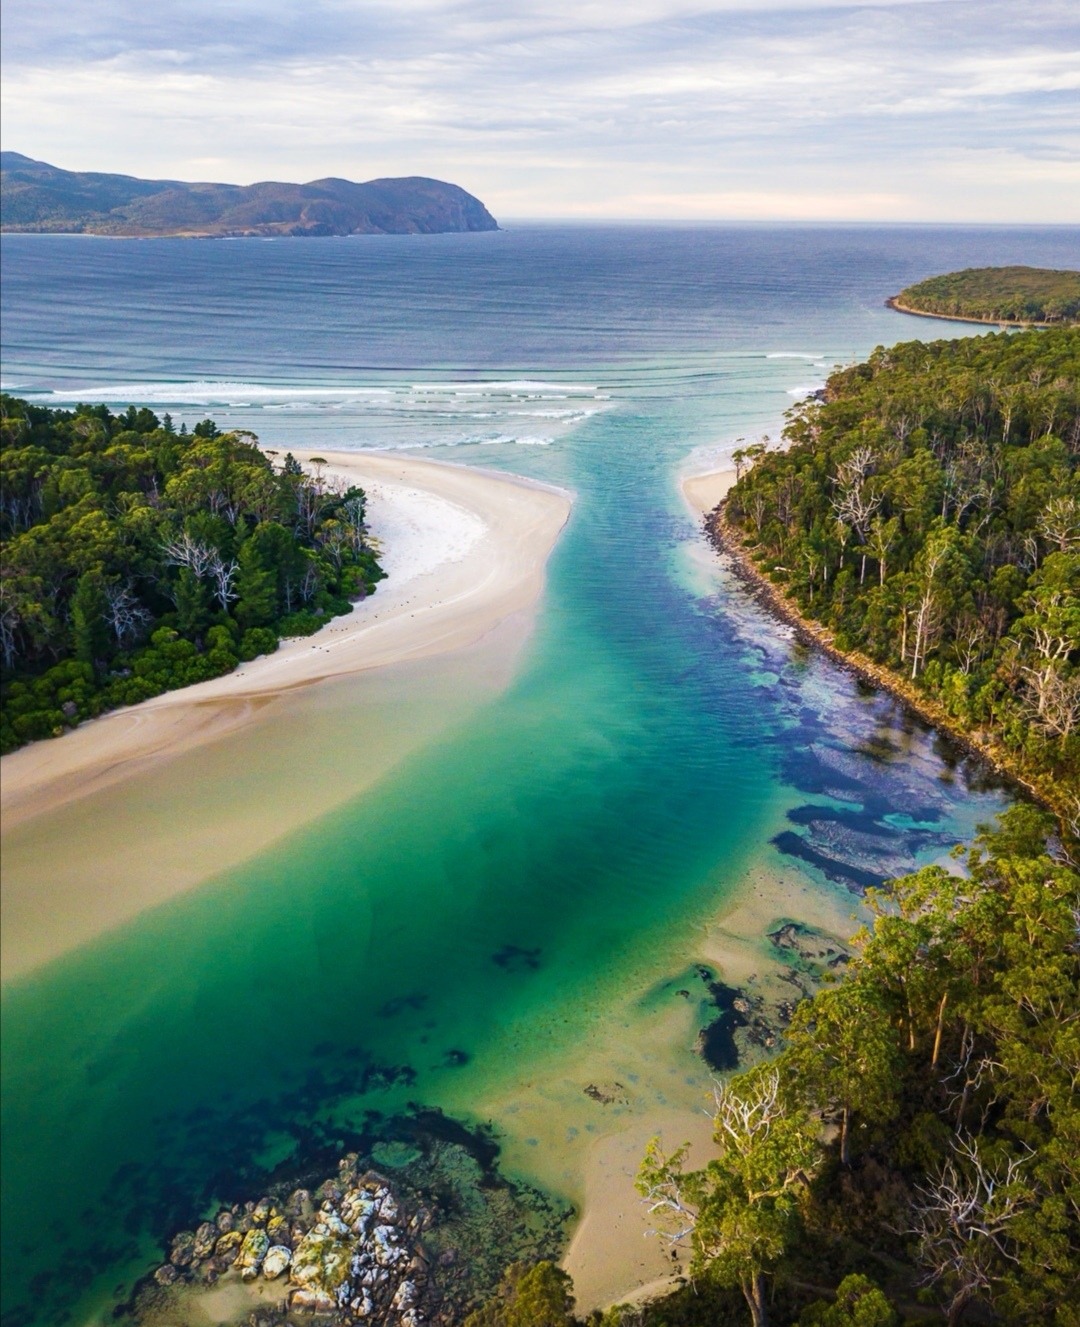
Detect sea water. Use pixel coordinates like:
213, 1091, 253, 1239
1, 224, 1077, 1324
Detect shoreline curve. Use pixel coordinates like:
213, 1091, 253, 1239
1, 451, 571, 831
884, 296, 1060, 330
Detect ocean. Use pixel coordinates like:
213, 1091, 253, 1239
1, 223, 1077, 1324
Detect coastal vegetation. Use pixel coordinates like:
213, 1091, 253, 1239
0, 396, 383, 752
472, 809, 1079, 1326
718, 327, 1079, 824
889, 268, 1080, 327
0, 151, 499, 237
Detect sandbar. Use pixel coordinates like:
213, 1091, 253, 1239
0, 452, 571, 980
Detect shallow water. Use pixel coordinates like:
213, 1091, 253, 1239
2, 224, 1076, 1324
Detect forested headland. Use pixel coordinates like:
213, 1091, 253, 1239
0, 397, 383, 752
462, 330, 1079, 1326
468, 807, 1079, 1327
889, 268, 1080, 327
717, 328, 1079, 827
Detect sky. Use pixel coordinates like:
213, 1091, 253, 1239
2, 0, 1079, 222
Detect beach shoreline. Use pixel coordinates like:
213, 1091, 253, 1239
884, 296, 1058, 329
679, 464, 737, 518
0, 452, 571, 980
701, 494, 1063, 825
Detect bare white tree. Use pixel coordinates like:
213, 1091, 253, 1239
207, 554, 239, 613
102, 582, 151, 646
161, 532, 216, 580
910, 1137, 1029, 1327
1038, 495, 1080, 554
831, 447, 883, 584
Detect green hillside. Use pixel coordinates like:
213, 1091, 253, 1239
891, 267, 1080, 325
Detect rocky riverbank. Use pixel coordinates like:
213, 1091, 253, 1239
129, 1124, 570, 1327
143, 1160, 434, 1325
705, 503, 1065, 828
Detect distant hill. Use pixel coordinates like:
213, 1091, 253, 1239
0, 152, 499, 237
888, 265, 1080, 326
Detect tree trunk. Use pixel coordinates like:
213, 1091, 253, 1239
931, 991, 949, 1068
742, 1272, 769, 1327
840, 1107, 851, 1166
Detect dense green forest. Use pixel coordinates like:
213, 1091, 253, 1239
470, 807, 1079, 1326
892, 268, 1080, 325
720, 328, 1079, 822
0, 396, 383, 752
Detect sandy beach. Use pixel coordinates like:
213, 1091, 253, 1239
680, 464, 736, 518
0, 452, 571, 980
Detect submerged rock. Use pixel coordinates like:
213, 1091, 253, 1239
153, 1264, 178, 1287
169, 1231, 196, 1267
193, 1222, 218, 1259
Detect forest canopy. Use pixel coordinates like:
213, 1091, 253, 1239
0, 396, 383, 752
722, 328, 1080, 821
892, 268, 1080, 326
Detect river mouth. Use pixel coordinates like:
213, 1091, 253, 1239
2, 224, 1056, 1324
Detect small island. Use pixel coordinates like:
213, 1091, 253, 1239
887, 266, 1080, 327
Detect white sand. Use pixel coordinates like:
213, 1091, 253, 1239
0, 452, 571, 979
680, 466, 736, 518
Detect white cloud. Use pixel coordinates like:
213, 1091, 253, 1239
2, 0, 1078, 220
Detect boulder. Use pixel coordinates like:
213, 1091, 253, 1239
193, 1222, 218, 1259
262, 1245, 292, 1280
372, 1225, 406, 1267
236, 1228, 269, 1271
341, 1193, 377, 1235
391, 1280, 418, 1311
252, 1198, 273, 1225
289, 1288, 337, 1314
216, 1209, 234, 1233
169, 1231, 196, 1267
266, 1215, 291, 1245
153, 1264, 178, 1286
289, 1228, 354, 1295
215, 1230, 244, 1265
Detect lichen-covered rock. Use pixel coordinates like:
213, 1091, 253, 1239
266, 1215, 291, 1245
169, 1231, 196, 1267
236, 1228, 269, 1271
320, 1211, 350, 1238
153, 1264, 178, 1286
262, 1245, 292, 1280
215, 1230, 244, 1265
289, 1287, 337, 1313
289, 1229, 353, 1294
252, 1197, 273, 1225
193, 1222, 218, 1259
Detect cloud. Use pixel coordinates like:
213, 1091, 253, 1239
2, 0, 1078, 220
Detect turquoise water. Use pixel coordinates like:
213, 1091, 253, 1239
2, 225, 1076, 1324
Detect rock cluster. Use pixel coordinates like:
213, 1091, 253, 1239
152, 1158, 433, 1324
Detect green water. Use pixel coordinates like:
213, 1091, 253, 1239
0, 394, 1008, 1326
1, 225, 1045, 1323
